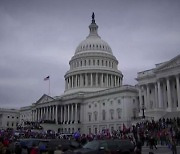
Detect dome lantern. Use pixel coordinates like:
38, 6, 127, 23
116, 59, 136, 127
87, 12, 100, 38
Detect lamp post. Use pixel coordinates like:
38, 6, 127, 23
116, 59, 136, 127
142, 105, 145, 119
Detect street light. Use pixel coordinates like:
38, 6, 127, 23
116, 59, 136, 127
142, 105, 145, 119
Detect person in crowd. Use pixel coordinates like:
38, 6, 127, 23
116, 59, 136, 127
134, 139, 142, 154
14, 143, 22, 154
30, 143, 39, 154
170, 139, 177, 154
149, 136, 157, 150
0, 137, 6, 154
54, 144, 63, 154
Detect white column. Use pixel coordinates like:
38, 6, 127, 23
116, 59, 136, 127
101, 73, 103, 87
55, 105, 58, 124
143, 86, 147, 110
80, 74, 83, 87
76, 75, 78, 87
154, 83, 158, 108
61, 106, 63, 123
176, 75, 180, 109
31, 110, 33, 121
166, 77, 172, 109
96, 73, 98, 86
72, 76, 74, 88
38, 108, 41, 121
64, 105, 66, 123
71, 104, 74, 122
67, 104, 70, 123
86, 73, 88, 86
106, 74, 108, 87
139, 86, 143, 115
115, 76, 117, 86
157, 80, 163, 108
75, 103, 78, 123
146, 84, 150, 109
52, 106, 55, 120
67, 78, 69, 89
91, 73, 93, 86
117, 77, 119, 86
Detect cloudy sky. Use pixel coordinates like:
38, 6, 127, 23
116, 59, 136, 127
0, 0, 180, 108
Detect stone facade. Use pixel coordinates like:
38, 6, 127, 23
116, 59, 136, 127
136, 55, 180, 120
0, 108, 20, 129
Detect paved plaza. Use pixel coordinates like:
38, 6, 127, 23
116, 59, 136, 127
142, 145, 179, 154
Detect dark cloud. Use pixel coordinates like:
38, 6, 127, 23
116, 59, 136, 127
0, 0, 180, 108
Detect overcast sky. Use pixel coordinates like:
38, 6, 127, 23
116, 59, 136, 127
0, 0, 180, 108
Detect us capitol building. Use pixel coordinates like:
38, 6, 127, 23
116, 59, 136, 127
1, 14, 180, 134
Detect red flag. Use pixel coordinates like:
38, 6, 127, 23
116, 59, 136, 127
44, 76, 50, 81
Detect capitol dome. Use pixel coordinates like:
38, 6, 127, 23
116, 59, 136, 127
75, 17, 113, 55
64, 13, 123, 94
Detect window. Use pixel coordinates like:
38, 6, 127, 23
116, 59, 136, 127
97, 60, 99, 65
89, 59, 91, 65
95, 128, 97, 134
93, 60, 95, 65
118, 99, 121, 104
110, 109, 114, 120
89, 128, 91, 134
7, 116, 9, 118
117, 108, 122, 119
7, 122, 9, 127
89, 105, 91, 108
102, 110, 106, 120
94, 112, 98, 121
88, 114, 92, 122
133, 108, 137, 118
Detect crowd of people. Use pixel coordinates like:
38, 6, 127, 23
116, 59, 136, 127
0, 117, 179, 154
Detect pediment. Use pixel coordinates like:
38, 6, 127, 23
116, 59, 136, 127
36, 94, 54, 104
155, 55, 180, 72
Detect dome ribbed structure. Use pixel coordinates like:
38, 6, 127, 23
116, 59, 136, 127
75, 13, 112, 55
64, 13, 123, 94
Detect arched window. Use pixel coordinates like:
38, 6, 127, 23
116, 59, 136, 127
117, 108, 122, 119
88, 113, 92, 122
110, 109, 114, 120
94, 112, 98, 121
97, 60, 99, 65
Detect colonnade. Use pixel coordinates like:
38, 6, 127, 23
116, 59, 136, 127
65, 73, 122, 90
139, 75, 180, 111
32, 103, 80, 124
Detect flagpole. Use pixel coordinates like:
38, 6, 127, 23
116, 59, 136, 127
48, 77, 50, 96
